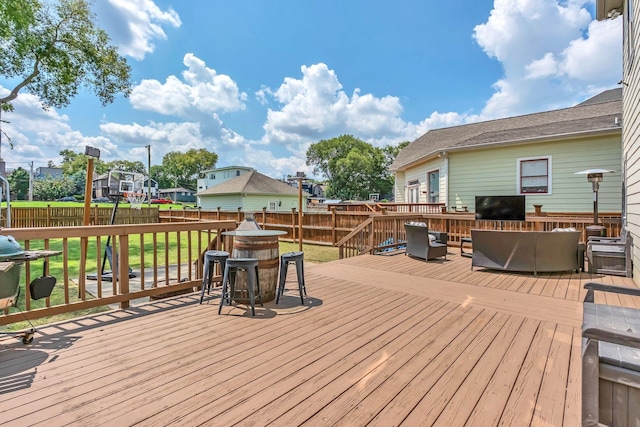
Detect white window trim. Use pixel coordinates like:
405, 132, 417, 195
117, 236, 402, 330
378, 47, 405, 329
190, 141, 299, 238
516, 155, 552, 195
426, 168, 440, 203
407, 180, 419, 203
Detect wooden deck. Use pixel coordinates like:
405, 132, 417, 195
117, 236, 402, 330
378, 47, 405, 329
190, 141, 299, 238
0, 251, 636, 426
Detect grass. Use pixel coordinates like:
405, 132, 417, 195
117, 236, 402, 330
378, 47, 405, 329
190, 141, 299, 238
279, 241, 339, 263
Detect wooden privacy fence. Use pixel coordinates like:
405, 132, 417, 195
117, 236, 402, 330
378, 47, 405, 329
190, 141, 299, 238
0, 220, 236, 325
162, 207, 375, 246
5, 206, 159, 227
335, 213, 623, 259
162, 207, 621, 255
3, 206, 624, 258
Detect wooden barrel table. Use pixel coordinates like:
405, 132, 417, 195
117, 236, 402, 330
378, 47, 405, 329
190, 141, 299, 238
222, 230, 286, 303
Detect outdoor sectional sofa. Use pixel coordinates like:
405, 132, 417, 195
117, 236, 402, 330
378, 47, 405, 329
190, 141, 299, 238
471, 229, 584, 275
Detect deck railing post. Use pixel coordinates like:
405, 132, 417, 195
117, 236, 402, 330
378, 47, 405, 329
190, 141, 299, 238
262, 207, 267, 228
331, 207, 337, 244
118, 233, 130, 309
291, 207, 297, 241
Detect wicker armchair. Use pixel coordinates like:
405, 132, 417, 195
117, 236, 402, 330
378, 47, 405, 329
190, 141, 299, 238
404, 223, 447, 261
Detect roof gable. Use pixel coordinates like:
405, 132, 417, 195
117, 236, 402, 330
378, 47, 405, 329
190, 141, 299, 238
197, 170, 308, 196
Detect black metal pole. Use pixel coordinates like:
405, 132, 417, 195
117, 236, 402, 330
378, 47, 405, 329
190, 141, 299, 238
594, 190, 598, 225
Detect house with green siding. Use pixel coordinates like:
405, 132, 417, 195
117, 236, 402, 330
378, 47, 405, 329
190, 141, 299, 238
197, 169, 309, 212
390, 89, 623, 214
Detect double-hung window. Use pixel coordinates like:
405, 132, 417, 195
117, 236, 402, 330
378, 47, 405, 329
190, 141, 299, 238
518, 156, 551, 194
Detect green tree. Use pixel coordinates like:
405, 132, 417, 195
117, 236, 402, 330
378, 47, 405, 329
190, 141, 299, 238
0, 0, 131, 110
161, 149, 218, 189
150, 165, 172, 190
306, 135, 404, 200
70, 170, 86, 195
8, 167, 30, 200
106, 160, 146, 174
33, 175, 75, 200
306, 135, 371, 180
59, 149, 108, 176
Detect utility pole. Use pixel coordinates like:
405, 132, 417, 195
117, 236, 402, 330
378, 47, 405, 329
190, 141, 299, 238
146, 144, 151, 207
291, 172, 306, 251
29, 161, 33, 201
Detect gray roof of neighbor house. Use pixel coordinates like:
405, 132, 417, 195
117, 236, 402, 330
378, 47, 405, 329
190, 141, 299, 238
160, 187, 194, 193
197, 170, 308, 196
390, 88, 622, 172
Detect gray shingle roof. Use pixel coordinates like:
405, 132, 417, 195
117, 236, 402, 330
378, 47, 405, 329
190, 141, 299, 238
577, 88, 622, 106
391, 89, 622, 171
197, 170, 307, 196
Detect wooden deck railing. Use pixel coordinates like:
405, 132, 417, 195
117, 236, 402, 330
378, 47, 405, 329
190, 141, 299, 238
335, 213, 623, 259
0, 220, 236, 325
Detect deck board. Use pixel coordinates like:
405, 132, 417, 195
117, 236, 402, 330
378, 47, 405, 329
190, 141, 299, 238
0, 251, 638, 426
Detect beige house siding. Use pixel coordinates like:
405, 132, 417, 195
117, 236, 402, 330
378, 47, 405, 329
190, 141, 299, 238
622, 0, 640, 281
394, 171, 405, 202
199, 195, 243, 211
241, 195, 301, 212
398, 135, 622, 213
396, 158, 447, 205
199, 194, 302, 212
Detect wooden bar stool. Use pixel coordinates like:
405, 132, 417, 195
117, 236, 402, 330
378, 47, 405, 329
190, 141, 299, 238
276, 251, 306, 305
200, 250, 229, 304
218, 258, 263, 316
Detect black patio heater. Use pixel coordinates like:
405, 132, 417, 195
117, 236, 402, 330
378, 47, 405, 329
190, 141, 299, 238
575, 168, 615, 224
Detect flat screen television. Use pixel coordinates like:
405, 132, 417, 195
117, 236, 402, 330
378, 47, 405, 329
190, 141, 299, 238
475, 195, 526, 222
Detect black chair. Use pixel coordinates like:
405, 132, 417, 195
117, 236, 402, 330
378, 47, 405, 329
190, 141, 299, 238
404, 223, 447, 261
276, 251, 306, 305
218, 258, 263, 316
200, 250, 229, 304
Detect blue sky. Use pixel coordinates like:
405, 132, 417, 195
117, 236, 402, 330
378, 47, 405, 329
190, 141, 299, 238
0, 0, 623, 180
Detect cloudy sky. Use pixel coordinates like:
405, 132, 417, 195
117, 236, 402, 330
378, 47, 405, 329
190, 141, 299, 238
0, 0, 623, 180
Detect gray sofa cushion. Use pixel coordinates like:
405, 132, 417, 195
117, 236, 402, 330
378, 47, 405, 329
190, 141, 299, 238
471, 230, 536, 272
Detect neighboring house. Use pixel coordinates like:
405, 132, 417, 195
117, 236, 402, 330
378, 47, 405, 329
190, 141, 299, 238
142, 178, 159, 198
34, 167, 63, 179
390, 89, 623, 214
92, 173, 110, 198
597, 0, 639, 281
197, 166, 254, 207
197, 170, 309, 212
159, 187, 196, 203
197, 166, 253, 192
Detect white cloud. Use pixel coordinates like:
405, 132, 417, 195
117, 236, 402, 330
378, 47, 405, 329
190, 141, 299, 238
262, 63, 415, 147
561, 18, 623, 82
525, 52, 559, 79
130, 54, 247, 117
95, 0, 181, 60
473, 0, 622, 119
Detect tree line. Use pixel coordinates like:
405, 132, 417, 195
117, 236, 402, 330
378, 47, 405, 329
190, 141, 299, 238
8, 148, 218, 200
9, 135, 407, 202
